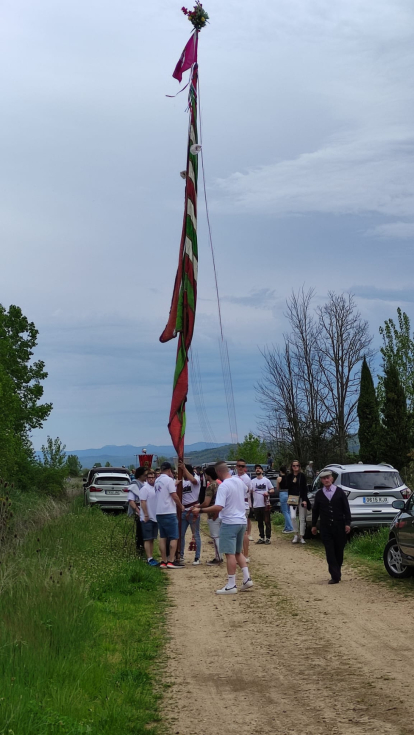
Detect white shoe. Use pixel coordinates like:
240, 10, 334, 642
240, 578, 253, 591
248, 536, 254, 541
216, 585, 237, 595
192, 559, 201, 565
292, 535, 299, 544
299, 537, 306, 544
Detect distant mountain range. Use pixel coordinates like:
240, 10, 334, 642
35, 442, 231, 469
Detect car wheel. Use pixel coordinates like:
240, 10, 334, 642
383, 538, 413, 579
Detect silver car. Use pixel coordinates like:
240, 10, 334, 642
86, 472, 132, 511
306, 463, 411, 534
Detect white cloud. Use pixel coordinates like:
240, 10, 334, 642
215, 130, 414, 220
211, 0, 414, 233
365, 222, 414, 239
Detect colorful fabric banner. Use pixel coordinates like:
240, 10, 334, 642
172, 31, 198, 83
160, 64, 199, 458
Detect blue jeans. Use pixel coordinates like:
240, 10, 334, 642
180, 510, 201, 559
280, 491, 294, 531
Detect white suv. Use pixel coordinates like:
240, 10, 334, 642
86, 472, 132, 511
307, 463, 411, 533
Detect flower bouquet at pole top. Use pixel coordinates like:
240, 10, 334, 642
181, 2, 209, 30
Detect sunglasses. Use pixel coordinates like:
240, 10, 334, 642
236, 464, 246, 468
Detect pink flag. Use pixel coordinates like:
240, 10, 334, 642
172, 32, 198, 83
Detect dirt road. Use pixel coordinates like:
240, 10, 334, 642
163, 524, 414, 735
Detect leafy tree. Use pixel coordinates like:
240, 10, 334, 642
0, 364, 22, 480
357, 358, 381, 463
378, 308, 414, 411
41, 436, 67, 469
0, 305, 52, 435
381, 362, 411, 471
104, 461, 111, 467
228, 433, 267, 464
66, 454, 83, 477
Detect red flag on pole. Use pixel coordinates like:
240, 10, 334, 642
172, 32, 198, 83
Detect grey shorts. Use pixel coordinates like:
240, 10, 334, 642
219, 523, 247, 555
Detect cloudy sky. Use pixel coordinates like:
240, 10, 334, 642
1, 0, 413, 450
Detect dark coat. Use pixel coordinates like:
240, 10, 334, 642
311, 486, 351, 529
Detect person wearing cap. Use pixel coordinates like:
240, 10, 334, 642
311, 470, 351, 584
154, 462, 186, 569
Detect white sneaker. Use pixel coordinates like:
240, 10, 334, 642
240, 578, 253, 591
248, 535, 254, 541
216, 585, 237, 595
292, 535, 299, 544
192, 559, 201, 565
299, 537, 306, 544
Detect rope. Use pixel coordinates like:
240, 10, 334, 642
198, 73, 239, 445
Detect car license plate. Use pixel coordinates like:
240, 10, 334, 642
105, 490, 120, 495
363, 496, 389, 504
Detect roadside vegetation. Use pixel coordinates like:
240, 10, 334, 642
0, 497, 168, 735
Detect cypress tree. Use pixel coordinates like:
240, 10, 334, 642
381, 362, 411, 471
357, 358, 381, 463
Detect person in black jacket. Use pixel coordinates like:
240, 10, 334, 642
286, 461, 309, 544
311, 470, 351, 584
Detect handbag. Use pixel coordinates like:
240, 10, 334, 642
287, 494, 300, 506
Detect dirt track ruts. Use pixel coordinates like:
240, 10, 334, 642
163, 522, 414, 735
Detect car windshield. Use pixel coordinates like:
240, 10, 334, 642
340, 471, 403, 491
93, 476, 130, 485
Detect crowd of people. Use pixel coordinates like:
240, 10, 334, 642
126, 458, 351, 592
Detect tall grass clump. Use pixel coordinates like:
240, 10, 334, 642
345, 526, 390, 562
0, 498, 168, 735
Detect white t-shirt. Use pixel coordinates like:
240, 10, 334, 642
154, 474, 177, 515
127, 481, 142, 517
139, 482, 158, 522
238, 472, 253, 509
215, 476, 247, 525
182, 474, 201, 506
251, 476, 274, 508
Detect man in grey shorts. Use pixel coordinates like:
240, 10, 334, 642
193, 460, 254, 595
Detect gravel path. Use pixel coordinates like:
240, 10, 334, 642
163, 523, 413, 735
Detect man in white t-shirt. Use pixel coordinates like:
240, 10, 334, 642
154, 462, 185, 569
252, 464, 274, 544
179, 462, 202, 565
235, 459, 253, 558
193, 461, 254, 595
139, 470, 160, 566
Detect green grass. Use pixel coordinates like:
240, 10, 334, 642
346, 526, 390, 563
0, 498, 168, 735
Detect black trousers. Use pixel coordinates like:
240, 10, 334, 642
135, 516, 144, 553
255, 507, 271, 539
320, 523, 347, 582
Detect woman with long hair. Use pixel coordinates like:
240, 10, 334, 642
286, 460, 309, 544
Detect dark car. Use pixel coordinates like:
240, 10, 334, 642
383, 494, 414, 578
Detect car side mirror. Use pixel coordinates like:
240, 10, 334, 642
392, 499, 405, 510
